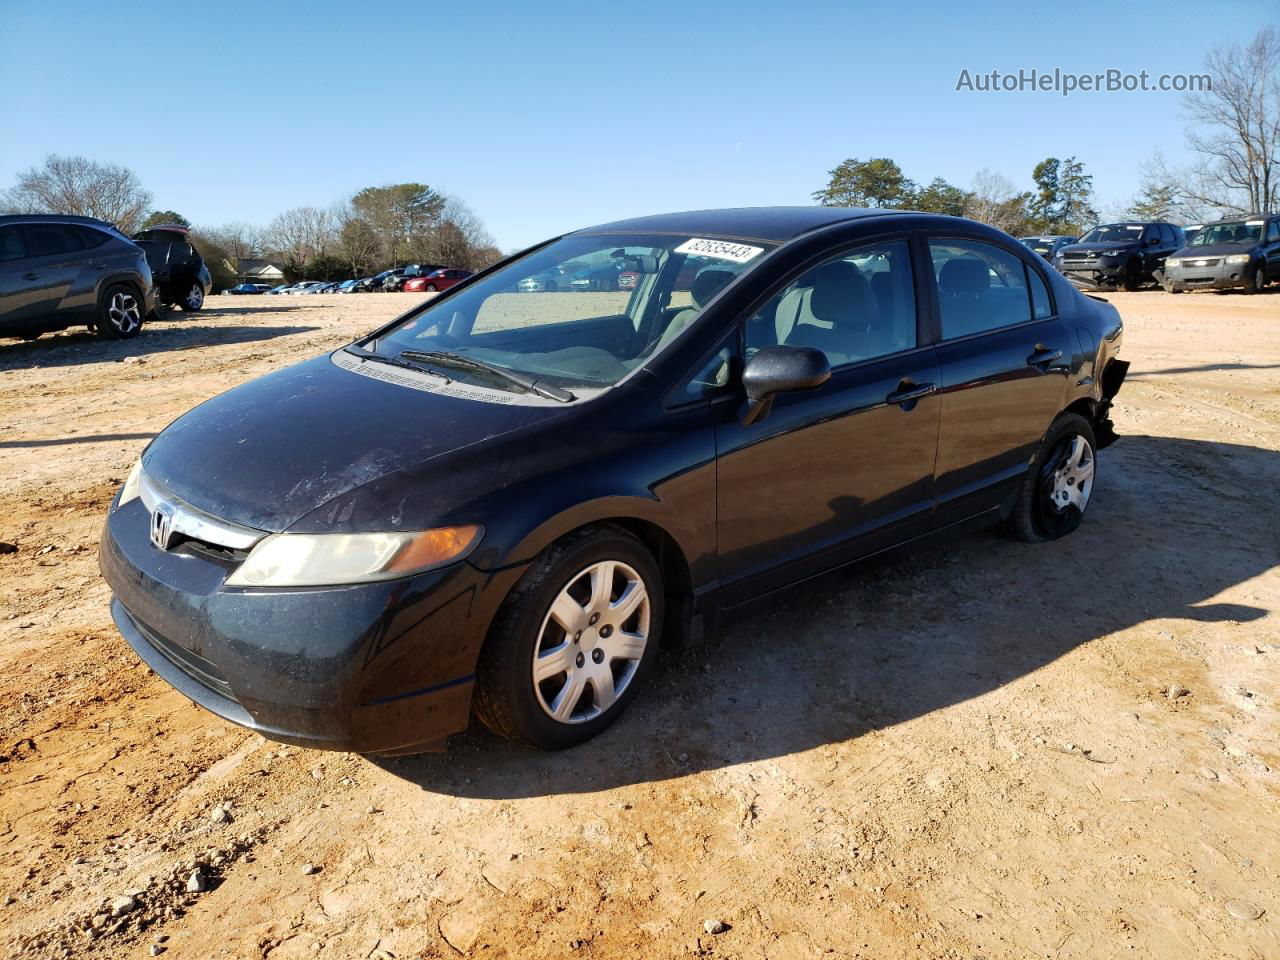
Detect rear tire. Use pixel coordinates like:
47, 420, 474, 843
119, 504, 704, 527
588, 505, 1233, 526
473, 525, 664, 749
177, 283, 205, 312
1007, 413, 1097, 543
96, 284, 144, 340
425, 284, 437, 292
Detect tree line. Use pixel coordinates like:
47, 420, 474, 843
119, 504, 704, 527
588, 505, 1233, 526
2, 165, 504, 289
814, 26, 1278, 234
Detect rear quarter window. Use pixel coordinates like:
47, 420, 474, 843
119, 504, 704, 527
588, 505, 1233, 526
0, 226, 27, 261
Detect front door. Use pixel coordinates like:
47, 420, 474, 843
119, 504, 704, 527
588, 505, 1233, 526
924, 236, 1071, 527
714, 237, 941, 606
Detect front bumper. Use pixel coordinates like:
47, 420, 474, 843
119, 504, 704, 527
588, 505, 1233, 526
1163, 260, 1249, 291
100, 498, 524, 753
1057, 260, 1127, 288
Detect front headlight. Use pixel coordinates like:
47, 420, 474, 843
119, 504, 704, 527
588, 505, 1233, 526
1165, 258, 1181, 269
224, 525, 482, 587
1225, 254, 1251, 265
116, 459, 143, 509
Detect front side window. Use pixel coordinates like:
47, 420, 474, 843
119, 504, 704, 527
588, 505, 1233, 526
744, 239, 917, 368
928, 238, 1032, 338
0, 226, 26, 261
1267, 220, 1280, 242
367, 233, 774, 392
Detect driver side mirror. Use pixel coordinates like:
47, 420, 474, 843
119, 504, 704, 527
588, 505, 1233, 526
740, 345, 831, 426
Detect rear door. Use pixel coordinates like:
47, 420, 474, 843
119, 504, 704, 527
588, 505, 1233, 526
1265, 219, 1280, 281
926, 235, 1071, 528
19, 223, 87, 315
0, 224, 37, 328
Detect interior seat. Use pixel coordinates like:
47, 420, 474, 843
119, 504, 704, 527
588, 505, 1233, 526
936, 257, 990, 337
649, 267, 736, 354
779, 261, 878, 364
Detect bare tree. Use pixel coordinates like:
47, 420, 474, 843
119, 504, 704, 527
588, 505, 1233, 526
1184, 26, 1280, 214
262, 207, 336, 267
333, 202, 382, 276
199, 221, 262, 268
3, 154, 153, 232
963, 169, 1030, 234
426, 196, 498, 270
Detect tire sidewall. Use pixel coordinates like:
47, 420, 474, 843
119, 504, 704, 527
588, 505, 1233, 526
476, 527, 664, 749
1012, 413, 1097, 543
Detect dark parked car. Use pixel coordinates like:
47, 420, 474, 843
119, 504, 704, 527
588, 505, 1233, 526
223, 283, 269, 295
0, 214, 156, 340
132, 224, 211, 312
1019, 235, 1076, 261
100, 207, 1127, 754
1161, 214, 1279, 294
1053, 221, 1183, 290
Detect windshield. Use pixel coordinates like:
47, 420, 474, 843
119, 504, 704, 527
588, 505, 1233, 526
1080, 224, 1144, 243
1191, 222, 1262, 246
1021, 237, 1061, 255
365, 233, 774, 392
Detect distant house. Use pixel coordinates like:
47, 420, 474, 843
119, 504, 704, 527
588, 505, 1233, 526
237, 258, 287, 285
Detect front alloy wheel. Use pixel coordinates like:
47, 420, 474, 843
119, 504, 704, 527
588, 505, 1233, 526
533, 560, 650, 724
474, 525, 664, 749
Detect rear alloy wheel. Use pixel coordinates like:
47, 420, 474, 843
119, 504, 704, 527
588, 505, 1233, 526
178, 283, 205, 312
474, 526, 663, 749
425, 284, 437, 292
97, 284, 144, 340
1242, 262, 1266, 294
1008, 413, 1097, 542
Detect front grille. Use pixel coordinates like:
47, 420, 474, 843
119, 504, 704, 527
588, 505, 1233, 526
131, 611, 235, 701
1182, 258, 1221, 268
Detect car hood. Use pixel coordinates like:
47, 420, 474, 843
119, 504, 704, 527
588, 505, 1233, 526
1172, 243, 1256, 258
1059, 242, 1139, 256
140, 352, 571, 533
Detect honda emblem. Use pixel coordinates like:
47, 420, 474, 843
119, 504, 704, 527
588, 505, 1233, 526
150, 503, 175, 550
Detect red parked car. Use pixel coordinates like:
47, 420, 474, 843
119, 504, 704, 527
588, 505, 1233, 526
403, 268, 472, 293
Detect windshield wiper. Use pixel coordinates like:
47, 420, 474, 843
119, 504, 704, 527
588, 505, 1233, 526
400, 350, 575, 402
344, 346, 451, 382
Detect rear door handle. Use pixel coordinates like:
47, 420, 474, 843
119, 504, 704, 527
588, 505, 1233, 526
23, 272, 39, 281
1027, 347, 1063, 369
886, 381, 937, 407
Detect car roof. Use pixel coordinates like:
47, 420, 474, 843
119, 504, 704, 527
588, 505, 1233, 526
576, 206, 928, 244
1205, 214, 1273, 225
0, 213, 119, 228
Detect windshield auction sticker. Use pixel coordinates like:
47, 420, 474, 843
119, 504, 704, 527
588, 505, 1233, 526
674, 238, 764, 263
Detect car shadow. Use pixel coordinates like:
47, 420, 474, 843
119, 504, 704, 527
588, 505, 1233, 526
190, 304, 307, 316
373, 433, 1278, 797
0, 325, 321, 371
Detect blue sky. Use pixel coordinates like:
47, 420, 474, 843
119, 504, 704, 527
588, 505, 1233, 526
0, 0, 1270, 249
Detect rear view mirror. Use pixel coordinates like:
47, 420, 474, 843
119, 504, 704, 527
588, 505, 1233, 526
740, 345, 831, 425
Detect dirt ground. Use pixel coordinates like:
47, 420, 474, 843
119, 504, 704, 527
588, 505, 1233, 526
1, 288, 1277, 960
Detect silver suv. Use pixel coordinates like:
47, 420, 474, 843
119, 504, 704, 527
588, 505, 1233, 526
0, 214, 157, 341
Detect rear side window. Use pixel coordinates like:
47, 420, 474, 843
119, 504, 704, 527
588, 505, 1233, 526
23, 224, 85, 257
77, 226, 110, 249
928, 238, 1032, 338
1026, 264, 1053, 319
0, 226, 26, 261
1269, 221, 1280, 242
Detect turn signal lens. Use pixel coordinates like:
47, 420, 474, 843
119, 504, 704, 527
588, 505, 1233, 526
225, 525, 482, 588
116, 459, 143, 509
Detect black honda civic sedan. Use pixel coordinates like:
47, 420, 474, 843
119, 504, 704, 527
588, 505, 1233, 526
100, 207, 1128, 753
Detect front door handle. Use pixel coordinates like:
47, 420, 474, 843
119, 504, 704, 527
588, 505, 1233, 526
1027, 346, 1063, 369
23, 272, 39, 281
886, 380, 937, 407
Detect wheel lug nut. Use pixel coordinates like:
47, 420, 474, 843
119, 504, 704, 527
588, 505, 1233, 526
575, 652, 585, 668
599, 625, 613, 638
591, 649, 604, 664
574, 631, 581, 642
589, 613, 600, 625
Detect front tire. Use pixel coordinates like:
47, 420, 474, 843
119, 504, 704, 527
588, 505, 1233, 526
96, 284, 144, 340
177, 283, 205, 312
1242, 261, 1266, 294
1008, 413, 1097, 543
1121, 260, 1142, 291
473, 525, 664, 749
425, 284, 437, 292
